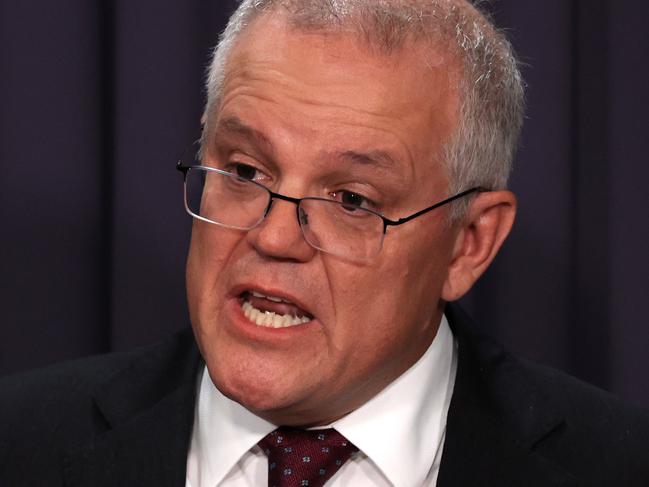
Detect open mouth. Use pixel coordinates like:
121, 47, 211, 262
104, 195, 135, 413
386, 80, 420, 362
239, 290, 314, 328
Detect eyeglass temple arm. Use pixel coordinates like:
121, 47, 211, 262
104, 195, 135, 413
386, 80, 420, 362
382, 187, 487, 229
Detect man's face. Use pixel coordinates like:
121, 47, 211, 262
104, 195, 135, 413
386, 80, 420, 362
187, 15, 461, 426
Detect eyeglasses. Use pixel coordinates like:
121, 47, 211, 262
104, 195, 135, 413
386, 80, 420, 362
177, 160, 484, 263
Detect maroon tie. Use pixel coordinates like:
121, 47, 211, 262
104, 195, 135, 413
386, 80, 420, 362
258, 427, 359, 487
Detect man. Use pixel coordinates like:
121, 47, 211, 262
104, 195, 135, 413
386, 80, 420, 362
1, 1, 647, 486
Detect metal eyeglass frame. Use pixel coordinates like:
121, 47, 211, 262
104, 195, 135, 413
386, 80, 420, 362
176, 163, 487, 233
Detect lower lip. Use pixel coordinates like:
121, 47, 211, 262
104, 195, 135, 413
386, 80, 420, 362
224, 297, 318, 343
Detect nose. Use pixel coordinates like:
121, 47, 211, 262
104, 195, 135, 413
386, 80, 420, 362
246, 198, 317, 262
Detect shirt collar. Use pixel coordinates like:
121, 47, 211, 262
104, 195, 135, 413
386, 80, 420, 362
190, 314, 456, 487
332, 314, 457, 487
189, 368, 276, 487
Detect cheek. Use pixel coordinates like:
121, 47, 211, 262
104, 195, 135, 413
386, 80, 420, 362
186, 223, 243, 317
323, 256, 416, 346
356, 229, 453, 326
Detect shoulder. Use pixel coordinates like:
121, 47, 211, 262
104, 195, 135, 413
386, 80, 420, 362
510, 355, 649, 484
0, 348, 141, 443
0, 328, 198, 484
447, 303, 649, 428
0, 328, 195, 422
445, 303, 649, 485
516, 354, 649, 453
518, 353, 648, 424
1, 347, 143, 409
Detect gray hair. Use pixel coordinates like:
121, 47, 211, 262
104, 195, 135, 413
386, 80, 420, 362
202, 0, 525, 218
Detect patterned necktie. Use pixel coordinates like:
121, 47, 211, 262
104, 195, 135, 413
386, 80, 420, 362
258, 427, 359, 487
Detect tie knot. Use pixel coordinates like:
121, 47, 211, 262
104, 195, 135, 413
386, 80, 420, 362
259, 427, 353, 451
258, 427, 358, 487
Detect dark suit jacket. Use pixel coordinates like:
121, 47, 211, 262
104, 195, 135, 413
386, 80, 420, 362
1, 305, 648, 486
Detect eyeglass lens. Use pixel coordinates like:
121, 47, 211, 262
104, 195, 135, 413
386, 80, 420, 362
185, 167, 269, 230
184, 167, 385, 262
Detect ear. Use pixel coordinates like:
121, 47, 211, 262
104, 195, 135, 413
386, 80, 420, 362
441, 190, 516, 301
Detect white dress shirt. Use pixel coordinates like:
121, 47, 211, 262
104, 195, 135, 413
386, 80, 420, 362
186, 314, 457, 487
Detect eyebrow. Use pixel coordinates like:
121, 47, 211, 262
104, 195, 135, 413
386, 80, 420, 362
214, 116, 399, 171
337, 149, 398, 171
215, 116, 274, 151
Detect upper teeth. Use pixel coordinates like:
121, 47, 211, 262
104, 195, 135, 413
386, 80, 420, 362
251, 291, 288, 303
242, 301, 311, 328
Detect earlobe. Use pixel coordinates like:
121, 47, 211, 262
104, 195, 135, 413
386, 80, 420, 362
441, 190, 517, 301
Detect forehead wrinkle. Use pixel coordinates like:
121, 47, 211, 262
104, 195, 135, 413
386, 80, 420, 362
217, 27, 451, 198
219, 88, 422, 174
240, 77, 397, 120
220, 44, 450, 152
225, 50, 429, 122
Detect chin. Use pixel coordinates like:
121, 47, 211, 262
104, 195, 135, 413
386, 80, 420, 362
208, 360, 299, 414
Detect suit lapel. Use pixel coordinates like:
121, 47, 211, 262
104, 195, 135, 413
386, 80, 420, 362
438, 305, 578, 487
61, 309, 581, 486
63, 330, 202, 487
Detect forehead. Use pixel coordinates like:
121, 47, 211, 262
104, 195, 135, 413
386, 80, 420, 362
214, 13, 460, 188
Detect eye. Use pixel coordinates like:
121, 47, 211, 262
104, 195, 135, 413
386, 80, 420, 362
230, 162, 266, 182
332, 190, 375, 212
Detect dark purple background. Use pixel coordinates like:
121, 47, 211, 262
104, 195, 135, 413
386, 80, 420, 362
1, 1, 648, 406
